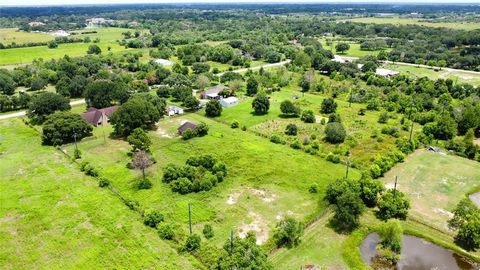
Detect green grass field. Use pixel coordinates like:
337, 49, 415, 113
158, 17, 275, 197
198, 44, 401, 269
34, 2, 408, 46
0, 28, 54, 45
319, 38, 391, 58
0, 119, 197, 269
383, 64, 480, 86
65, 111, 359, 248
381, 149, 480, 232
342, 17, 480, 31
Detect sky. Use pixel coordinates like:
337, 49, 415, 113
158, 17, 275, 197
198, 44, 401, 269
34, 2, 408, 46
1, 0, 479, 7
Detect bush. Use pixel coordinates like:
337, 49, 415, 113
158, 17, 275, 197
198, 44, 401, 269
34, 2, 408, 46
144, 209, 164, 227
321, 98, 337, 114
309, 183, 319, 193
205, 100, 222, 117
158, 223, 175, 240
381, 126, 400, 137
183, 234, 201, 252
280, 100, 300, 116
301, 110, 316, 123
376, 189, 410, 220
270, 134, 284, 144
98, 177, 110, 188
202, 224, 214, 239
273, 217, 303, 248
252, 93, 270, 115
138, 177, 153, 189
231, 120, 239, 129
378, 111, 389, 124
42, 111, 92, 146
285, 123, 298, 136
325, 122, 346, 144
125, 198, 140, 210
326, 152, 341, 163
73, 149, 82, 160
359, 177, 384, 207
290, 139, 302, 149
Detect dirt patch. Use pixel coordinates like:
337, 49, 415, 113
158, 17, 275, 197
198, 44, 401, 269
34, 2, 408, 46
469, 192, 480, 208
250, 188, 277, 202
474, 139, 480, 147
433, 208, 454, 219
238, 211, 269, 245
226, 191, 243, 205
156, 127, 173, 138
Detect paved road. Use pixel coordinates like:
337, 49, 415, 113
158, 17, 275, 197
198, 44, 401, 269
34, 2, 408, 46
0, 99, 86, 121
217, 60, 291, 76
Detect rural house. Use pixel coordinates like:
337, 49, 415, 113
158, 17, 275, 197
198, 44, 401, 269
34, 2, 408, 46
177, 122, 197, 134
81, 106, 118, 126
200, 85, 227, 100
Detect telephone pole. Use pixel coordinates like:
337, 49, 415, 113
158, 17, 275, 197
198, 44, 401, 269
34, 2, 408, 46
393, 176, 398, 198
188, 203, 192, 235
345, 158, 350, 179
73, 128, 78, 152
229, 229, 234, 255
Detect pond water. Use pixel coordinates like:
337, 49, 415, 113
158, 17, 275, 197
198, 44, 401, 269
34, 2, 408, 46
360, 233, 477, 270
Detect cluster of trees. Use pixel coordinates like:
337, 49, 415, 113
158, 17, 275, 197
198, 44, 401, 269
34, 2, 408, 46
162, 155, 227, 194
448, 198, 480, 251
326, 176, 409, 232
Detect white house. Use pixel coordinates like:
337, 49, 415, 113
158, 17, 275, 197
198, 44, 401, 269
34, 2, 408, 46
51, 30, 70, 37
219, 97, 238, 108
375, 68, 400, 77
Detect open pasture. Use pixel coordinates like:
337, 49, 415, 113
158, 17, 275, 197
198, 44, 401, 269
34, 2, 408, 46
342, 17, 480, 31
381, 149, 480, 231
0, 119, 197, 270
0, 28, 54, 45
66, 112, 358, 247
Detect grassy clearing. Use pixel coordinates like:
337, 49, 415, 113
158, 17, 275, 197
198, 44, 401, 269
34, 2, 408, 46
269, 210, 348, 269
383, 63, 480, 86
69, 27, 132, 42
318, 38, 391, 58
65, 111, 358, 248
0, 28, 54, 45
0, 118, 197, 269
342, 17, 480, 31
0, 41, 128, 65
381, 149, 480, 232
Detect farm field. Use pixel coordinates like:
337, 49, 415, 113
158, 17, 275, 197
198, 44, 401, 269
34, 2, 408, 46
318, 38, 392, 58
64, 111, 359, 248
342, 17, 480, 31
381, 149, 480, 231
0, 28, 54, 45
0, 119, 197, 270
383, 63, 480, 86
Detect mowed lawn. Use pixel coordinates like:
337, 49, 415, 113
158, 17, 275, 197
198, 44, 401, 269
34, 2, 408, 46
66, 112, 359, 247
0, 119, 197, 269
342, 17, 480, 31
381, 149, 480, 231
0, 28, 54, 45
318, 38, 392, 58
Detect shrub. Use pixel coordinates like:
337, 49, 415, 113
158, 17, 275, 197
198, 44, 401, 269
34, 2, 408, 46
144, 209, 164, 227
73, 149, 82, 160
326, 152, 341, 163
98, 177, 110, 188
359, 177, 384, 207
138, 177, 153, 189
376, 189, 410, 220
252, 92, 270, 115
290, 139, 302, 149
381, 126, 400, 137
231, 120, 239, 129
358, 108, 366, 115
309, 183, 319, 193
378, 111, 389, 123
280, 100, 300, 116
285, 123, 298, 136
125, 198, 140, 210
273, 217, 304, 248
321, 98, 337, 114
158, 223, 175, 240
183, 234, 201, 252
301, 110, 316, 123
205, 100, 222, 117
270, 134, 284, 144
325, 122, 346, 144
202, 224, 214, 239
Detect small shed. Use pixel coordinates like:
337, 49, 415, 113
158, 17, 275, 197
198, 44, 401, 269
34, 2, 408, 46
200, 85, 227, 100
167, 106, 184, 116
219, 97, 238, 108
155, 59, 173, 66
178, 122, 197, 134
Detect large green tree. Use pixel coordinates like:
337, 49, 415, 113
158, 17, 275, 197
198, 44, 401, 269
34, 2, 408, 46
27, 92, 70, 124
84, 80, 130, 108
252, 92, 270, 115
42, 111, 92, 146
215, 233, 272, 269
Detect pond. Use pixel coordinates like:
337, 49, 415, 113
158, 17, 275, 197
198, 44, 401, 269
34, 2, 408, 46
360, 233, 477, 270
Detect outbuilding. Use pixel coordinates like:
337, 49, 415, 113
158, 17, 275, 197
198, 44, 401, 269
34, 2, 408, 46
219, 97, 238, 108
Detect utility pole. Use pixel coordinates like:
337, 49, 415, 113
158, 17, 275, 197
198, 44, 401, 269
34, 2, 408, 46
409, 121, 415, 142
73, 128, 78, 152
393, 176, 398, 198
229, 229, 234, 255
188, 203, 192, 235
345, 158, 350, 179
